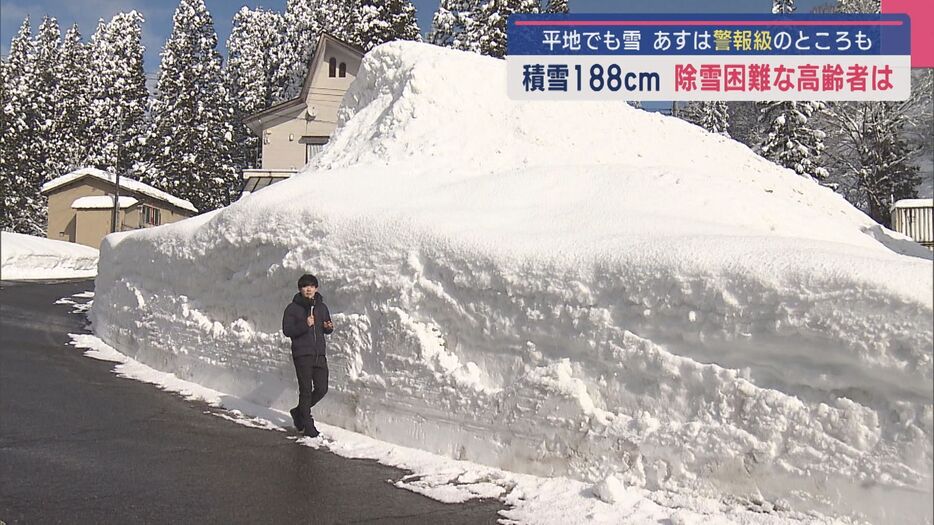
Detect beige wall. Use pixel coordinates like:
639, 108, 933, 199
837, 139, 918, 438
260, 106, 312, 170
259, 40, 361, 171
74, 208, 134, 248
44, 177, 196, 249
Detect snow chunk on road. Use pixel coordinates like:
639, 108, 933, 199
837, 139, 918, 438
1, 231, 98, 280
91, 42, 933, 524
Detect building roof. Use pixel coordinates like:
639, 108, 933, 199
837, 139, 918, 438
893, 198, 934, 209
72, 196, 138, 210
243, 33, 364, 127
41, 167, 198, 213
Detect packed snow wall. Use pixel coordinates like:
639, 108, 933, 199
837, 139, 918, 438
91, 42, 933, 523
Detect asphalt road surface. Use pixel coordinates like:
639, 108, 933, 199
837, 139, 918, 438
0, 279, 504, 524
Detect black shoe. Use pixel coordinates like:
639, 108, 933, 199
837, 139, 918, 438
303, 418, 320, 438
290, 407, 305, 432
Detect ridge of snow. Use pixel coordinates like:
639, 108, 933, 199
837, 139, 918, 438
90, 42, 933, 524
1, 231, 98, 279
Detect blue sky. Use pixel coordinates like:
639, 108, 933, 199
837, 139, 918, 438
1, 0, 831, 74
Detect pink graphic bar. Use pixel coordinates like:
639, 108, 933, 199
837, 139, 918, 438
884, 1, 929, 66
514, 20, 903, 26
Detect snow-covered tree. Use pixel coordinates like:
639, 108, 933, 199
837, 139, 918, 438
30, 17, 61, 183
835, 0, 880, 13
467, 0, 540, 58
682, 101, 730, 136
725, 102, 762, 148
1, 17, 46, 235
226, 6, 282, 170
772, 0, 796, 14
757, 101, 828, 181
146, 0, 237, 212
353, 0, 421, 52
86, 12, 149, 175
544, 0, 568, 13
822, 73, 932, 226
428, 0, 481, 50
273, 0, 326, 101
54, 24, 91, 173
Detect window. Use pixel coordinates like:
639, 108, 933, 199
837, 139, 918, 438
328, 57, 337, 77
339, 62, 346, 78
302, 137, 329, 163
306, 143, 324, 163
141, 205, 161, 227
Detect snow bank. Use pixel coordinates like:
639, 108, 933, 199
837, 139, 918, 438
1, 231, 98, 279
91, 42, 933, 523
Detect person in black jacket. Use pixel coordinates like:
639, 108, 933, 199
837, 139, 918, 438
282, 273, 334, 437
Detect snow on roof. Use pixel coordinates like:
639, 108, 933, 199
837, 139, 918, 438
72, 196, 138, 209
41, 167, 198, 213
893, 198, 934, 209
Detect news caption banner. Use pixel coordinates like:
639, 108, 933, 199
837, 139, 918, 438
506, 13, 911, 101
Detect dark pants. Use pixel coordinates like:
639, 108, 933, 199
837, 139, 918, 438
292, 355, 328, 426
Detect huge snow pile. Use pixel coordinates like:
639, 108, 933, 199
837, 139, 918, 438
91, 42, 933, 523
1, 231, 98, 280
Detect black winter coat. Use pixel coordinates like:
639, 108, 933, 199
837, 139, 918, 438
282, 292, 333, 357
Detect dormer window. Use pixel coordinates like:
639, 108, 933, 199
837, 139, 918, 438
339, 62, 346, 77
328, 57, 337, 77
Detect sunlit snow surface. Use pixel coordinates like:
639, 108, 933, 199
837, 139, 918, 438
1, 231, 98, 279
89, 42, 932, 524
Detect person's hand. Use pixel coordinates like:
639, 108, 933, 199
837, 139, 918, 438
307, 314, 315, 327
323, 320, 334, 331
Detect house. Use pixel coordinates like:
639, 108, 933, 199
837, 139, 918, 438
40, 167, 198, 249
240, 33, 365, 196
891, 198, 934, 250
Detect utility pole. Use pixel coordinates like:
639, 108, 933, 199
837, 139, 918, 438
111, 115, 124, 233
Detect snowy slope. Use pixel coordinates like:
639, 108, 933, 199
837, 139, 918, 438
90, 42, 933, 524
1, 231, 98, 280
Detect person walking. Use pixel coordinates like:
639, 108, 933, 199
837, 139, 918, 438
282, 273, 334, 437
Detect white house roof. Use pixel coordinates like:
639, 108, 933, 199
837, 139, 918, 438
893, 198, 934, 209
41, 167, 198, 213
71, 196, 138, 210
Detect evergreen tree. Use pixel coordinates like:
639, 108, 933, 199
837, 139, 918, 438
353, 0, 421, 52
757, 101, 828, 181
835, 0, 879, 13
273, 0, 357, 101
86, 12, 149, 175
772, 0, 796, 14
682, 101, 730, 136
54, 24, 91, 173
428, 0, 481, 50
544, 0, 568, 13
467, 0, 540, 58
31, 17, 61, 184
1, 18, 45, 234
226, 6, 282, 171
146, 0, 237, 212
725, 102, 761, 149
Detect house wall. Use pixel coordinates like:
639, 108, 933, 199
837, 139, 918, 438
260, 105, 311, 170
259, 40, 362, 171
45, 178, 195, 249
74, 208, 134, 248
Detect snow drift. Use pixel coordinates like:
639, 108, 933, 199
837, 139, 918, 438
1, 231, 98, 279
90, 42, 933, 523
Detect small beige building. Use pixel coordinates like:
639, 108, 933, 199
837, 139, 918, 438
891, 198, 934, 251
241, 33, 364, 196
40, 167, 198, 249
